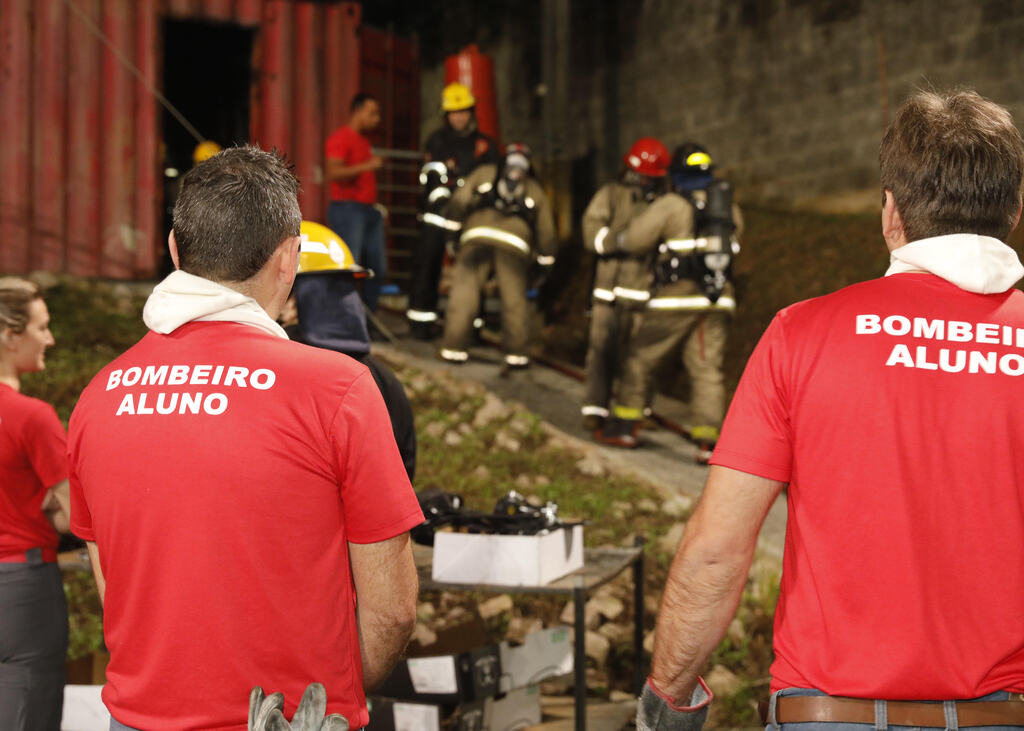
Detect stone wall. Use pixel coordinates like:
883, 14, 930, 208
417, 0, 1024, 211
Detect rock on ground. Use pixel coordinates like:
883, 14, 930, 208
478, 594, 514, 620
474, 393, 510, 427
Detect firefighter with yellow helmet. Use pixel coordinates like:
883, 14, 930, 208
193, 140, 222, 165
439, 144, 556, 368
597, 143, 743, 462
579, 137, 670, 431
406, 82, 501, 339
289, 221, 416, 479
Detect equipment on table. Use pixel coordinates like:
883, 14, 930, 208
411, 488, 581, 545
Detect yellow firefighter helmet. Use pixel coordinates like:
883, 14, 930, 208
441, 82, 476, 112
297, 221, 370, 277
192, 140, 222, 165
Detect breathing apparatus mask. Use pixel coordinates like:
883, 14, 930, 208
622, 169, 665, 202
494, 150, 531, 214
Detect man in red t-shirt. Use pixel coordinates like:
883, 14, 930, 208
637, 91, 1024, 731
68, 146, 422, 731
324, 92, 386, 312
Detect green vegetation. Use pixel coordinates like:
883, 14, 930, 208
62, 568, 105, 662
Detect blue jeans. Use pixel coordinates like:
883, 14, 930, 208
766, 688, 1024, 731
327, 200, 385, 312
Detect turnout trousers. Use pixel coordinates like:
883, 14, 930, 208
407, 222, 448, 325
582, 301, 644, 417
442, 244, 530, 361
616, 306, 729, 430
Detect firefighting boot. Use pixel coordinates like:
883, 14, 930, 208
691, 425, 720, 465
596, 416, 641, 448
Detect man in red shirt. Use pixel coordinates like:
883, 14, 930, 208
638, 90, 1024, 731
68, 146, 422, 730
325, 92, 386, 312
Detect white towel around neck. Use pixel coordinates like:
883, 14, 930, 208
885, 233, 1024, 294
142, 270, 288, 339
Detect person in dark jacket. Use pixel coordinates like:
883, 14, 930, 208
289, 221, 416, 480
406, 82, 500, 339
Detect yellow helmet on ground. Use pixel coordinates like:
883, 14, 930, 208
193, 140, 222, 165
298, 221, 370, 277
441, 82, 476, 112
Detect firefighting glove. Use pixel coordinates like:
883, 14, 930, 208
248, 684, 349, 731
636, 677, 712, 731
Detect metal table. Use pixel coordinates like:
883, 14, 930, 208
413, 537, 646, 731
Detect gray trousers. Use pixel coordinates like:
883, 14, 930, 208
0, 559, 68, 731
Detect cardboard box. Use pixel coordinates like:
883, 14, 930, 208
375, 645, 501, 706
498, 626, 573, 693
484, 686, 543, 731
432, 525, 583, 586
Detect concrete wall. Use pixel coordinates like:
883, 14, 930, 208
418, 0, 1024, 210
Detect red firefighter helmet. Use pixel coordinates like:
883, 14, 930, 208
623, 137, 670, 177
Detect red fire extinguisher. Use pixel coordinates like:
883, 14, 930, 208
444, 44, 500, 144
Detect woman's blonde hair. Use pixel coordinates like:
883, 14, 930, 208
0, 277, 42, 334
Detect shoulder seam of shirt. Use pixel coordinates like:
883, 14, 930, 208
327, 366, 374, 447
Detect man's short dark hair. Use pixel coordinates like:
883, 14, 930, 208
350, 92, 377, 113
173, 145, 301, 282
880, 89, 1024, 242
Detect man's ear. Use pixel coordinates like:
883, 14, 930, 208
1012, 196, 1022, 233
277, 235, 301, 287
882, 190, 907, 251
168, 231, 181, 270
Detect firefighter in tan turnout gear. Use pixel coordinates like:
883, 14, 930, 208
580, 137, 670, 430
440, 144, 556, 368
598, 144, 743, 462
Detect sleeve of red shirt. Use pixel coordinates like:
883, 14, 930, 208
330, 370, 424, 544
325, 127, 352, 163
23, 401, 68, 494
710, 311, 794, 482
66, 407, 95, 541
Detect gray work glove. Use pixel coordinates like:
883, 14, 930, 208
248, 683, 349, 731
636, 677, 712, 731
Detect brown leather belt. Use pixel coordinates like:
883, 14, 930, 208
772, 696, 1024, 727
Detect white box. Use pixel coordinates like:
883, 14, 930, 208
61, 685, 109, 731
498, 626, 573, 693
432, 525, 583, 587
484, 686, 542, 731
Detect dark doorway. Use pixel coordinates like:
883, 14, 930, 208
160, 18, 254, 272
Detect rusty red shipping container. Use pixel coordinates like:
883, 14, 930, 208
0, 0, 373, 279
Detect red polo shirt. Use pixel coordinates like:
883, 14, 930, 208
326, 125, 377, 204
0, 384, 65, 560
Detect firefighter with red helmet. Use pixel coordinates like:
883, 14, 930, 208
406, 83, 501, 340
579, 137, 669, 430
439, 144, 556, 368
598, 143, 743, 462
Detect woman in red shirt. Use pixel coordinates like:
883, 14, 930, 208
0, 277, 69, 731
